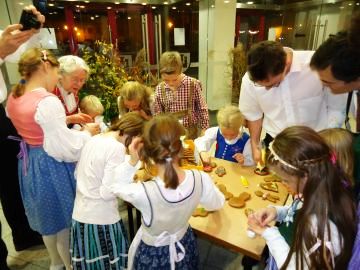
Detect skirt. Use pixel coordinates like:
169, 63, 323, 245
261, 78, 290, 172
133, 226, 199, 270
70, 219, 129, 270
18, 146, 76, 235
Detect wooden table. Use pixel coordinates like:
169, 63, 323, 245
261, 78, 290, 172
189, 158, 289, 260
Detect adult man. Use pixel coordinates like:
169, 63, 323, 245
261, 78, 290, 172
239, 41, 347, 164
0, 6, 45, 269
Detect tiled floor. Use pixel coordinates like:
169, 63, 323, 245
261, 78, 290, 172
0, 202, 265, 270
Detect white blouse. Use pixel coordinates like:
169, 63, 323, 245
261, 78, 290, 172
102, 162, 225, 224
35, 92, 91, 162
73, 135, 126, 225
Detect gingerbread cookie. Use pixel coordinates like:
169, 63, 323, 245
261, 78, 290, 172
215, 166, 226, 177
260, 182, 279, 192
217, 184, 233, 200
254, 167, 270, 176
210, 161, 217, 168
254, 190, 280, 203
228, 192, 251, 208
203, 164, 213, 172
192, 207, 209, 217
244, 208, 254, 217
264, 176, 281, 182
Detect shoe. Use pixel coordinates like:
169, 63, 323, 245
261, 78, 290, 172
13, 234, 44, 251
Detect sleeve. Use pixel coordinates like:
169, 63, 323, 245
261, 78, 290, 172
4, 33, 41, 63
36, 96, 91, 162
274, 205, 290, 222
325, 90, 347, 128
153, 85, 163, 115
199, 171, 225, 211
194, 127, 218, 153
242, 138, 255, 166
193, 80, 210, 129
239, 73, 263, 121
262, 227, 294, 269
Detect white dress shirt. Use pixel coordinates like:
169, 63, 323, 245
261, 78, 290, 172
72, 135, 126, 225
239, 50, 347, 137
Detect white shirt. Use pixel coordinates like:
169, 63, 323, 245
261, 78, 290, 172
35, 93, 91, 162
0, 31, 41, 103
102, 162, 225, 225
194, 126, 254, 166
239, 50, 347, 137
73, 135, 126, 225
262, 205, 342, 269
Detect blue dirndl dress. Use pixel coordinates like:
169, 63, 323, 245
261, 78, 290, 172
18, 145, 76, 235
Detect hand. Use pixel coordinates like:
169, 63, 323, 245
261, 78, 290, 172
252, 146, 262, 166
233, 153, 245, 164
0, 24, 34, 59
200, 151, 211, 165
247, 214, 267, 235
83, 123, 100, 136
137, 109, 151, 120
251, 207, 277, 227
128, 136, 143, 166
26, 5, 46, 28
66, 113, 93, 125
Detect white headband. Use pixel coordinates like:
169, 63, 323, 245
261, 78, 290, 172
268, 141, 299, 170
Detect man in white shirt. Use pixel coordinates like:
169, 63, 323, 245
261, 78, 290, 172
239, 41, 347, 165
0, 6, 45, 269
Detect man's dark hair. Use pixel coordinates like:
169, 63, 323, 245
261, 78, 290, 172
247, 41, 286, 82
311, 11, 360, 83
310, 31, 360, 83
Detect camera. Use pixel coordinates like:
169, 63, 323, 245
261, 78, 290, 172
19, 9, 41, 31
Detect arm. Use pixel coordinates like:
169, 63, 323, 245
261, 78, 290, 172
36, 96, 92, 162
193, 80, 210, 130
247, 119, 263, 165
199, 171, 225, 211
194, 127, 218, 154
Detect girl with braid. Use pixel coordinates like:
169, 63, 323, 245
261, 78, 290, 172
247, 126, 356, 270
112, 114, 224, 269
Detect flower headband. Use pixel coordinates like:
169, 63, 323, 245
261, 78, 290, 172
268, 141, 299, 170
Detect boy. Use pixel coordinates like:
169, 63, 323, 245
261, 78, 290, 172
153, 51, 209, 139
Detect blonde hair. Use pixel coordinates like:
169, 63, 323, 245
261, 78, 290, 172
12, 48, 59, 98
117, 81, 153, 116
79, 95, 104, 117
319, 128, 354, 184
58, 55, 89, 76
217, 105, 245, 131
159, 51, 182, 75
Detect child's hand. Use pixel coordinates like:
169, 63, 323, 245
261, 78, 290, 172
232, 153, 244, 164
83, 123, 100, 136
251, 207, 277, 227
247, 214, 267, 235
200, 151, 211, 165
128, 136, 143, 166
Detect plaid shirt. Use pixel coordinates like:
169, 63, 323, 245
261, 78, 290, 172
153, 75, 210, 129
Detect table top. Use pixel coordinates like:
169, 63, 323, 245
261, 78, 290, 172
189, 158, 289, 260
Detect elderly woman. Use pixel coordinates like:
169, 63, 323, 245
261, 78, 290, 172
54, 55, 93, 125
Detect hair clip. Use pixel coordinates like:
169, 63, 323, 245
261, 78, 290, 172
330, 152, 337, 165
165, 157, 172, 163
19, 79, 26, 85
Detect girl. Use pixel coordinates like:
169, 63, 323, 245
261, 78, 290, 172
194, 105, 254, 165
71, 112, 146, 270
117, 81, 153, 120
112, 114, 224, 269
319, 128, 354, 186
6, 48, 99, 270
247, 126, 356, 270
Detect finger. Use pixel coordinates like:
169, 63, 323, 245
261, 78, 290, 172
2, 24, 23, 34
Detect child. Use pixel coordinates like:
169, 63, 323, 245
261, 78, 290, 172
247, 126, 356, 270
319, 128, 354, 186
194, 105, 254, 165
111, 114, 224, 269
6, 48, 99, 270
117, 81, 153, 120
73, 95, 108, 132
153, 51, 209, 139
71, 112, 146, 270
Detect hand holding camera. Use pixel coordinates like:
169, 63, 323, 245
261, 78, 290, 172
19, 5, 45, 31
